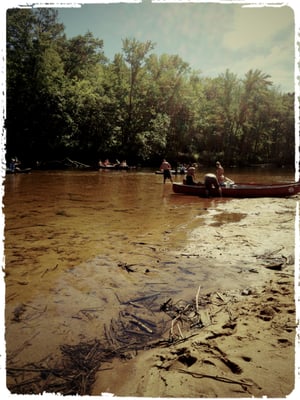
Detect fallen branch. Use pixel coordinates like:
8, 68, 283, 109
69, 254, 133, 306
176, 368, 253, 386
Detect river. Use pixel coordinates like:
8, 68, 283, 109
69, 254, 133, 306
3, 166, 298, 392
3, 166, 296, 299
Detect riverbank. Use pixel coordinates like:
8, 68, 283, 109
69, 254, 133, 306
91, 197, 298, 398
3, 176, 299, 397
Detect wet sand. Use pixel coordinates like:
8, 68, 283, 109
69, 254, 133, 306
91, 197, 298, 398
3, 171, 299, 397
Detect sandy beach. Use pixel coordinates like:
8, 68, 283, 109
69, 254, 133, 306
92, 197, 298, 398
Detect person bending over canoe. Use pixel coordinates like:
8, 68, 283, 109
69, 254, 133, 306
204, 173, 222, 197
160, 159, 173, 183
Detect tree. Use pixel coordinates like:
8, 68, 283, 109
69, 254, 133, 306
63, 32, 107, 79
6, 9, 37, 159
121, 38, 155, 154
267, 91, 295, 165
61, 33, 108, 160
238, 69, 273, 164
6, 8, 67, 161
144, 53, 191, 160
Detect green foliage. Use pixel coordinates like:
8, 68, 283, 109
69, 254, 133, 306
5, 8, 295, 167
135, 113, 170, 160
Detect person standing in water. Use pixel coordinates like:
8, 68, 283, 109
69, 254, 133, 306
216, 161, 225, 185
160, 159, 173, 183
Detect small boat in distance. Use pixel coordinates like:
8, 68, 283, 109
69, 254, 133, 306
6, 157, 32, 174
172, 181, 300, 198
6, 167, 32, 174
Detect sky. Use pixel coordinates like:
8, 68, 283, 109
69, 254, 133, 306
48, 1, 298, 93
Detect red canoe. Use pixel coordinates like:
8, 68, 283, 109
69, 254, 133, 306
172, 181, 300, 198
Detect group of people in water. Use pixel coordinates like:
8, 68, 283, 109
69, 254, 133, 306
160, 158, 231, 196
98, 159, 128, 168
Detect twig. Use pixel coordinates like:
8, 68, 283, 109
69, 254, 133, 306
7, 366, 61, 374
195, 285, 201, 312
180, 253, 200, 257
177, 324, 184, 339
129, 317, 153, 334
216, 292, 225, 302
41, 268, 49, 278
10, 377, 42, 391
124, 293, 159, 304
170, 315, 182, 337
176, 368, 253, 386
7, 332, 40, 361
275, 271, 294, 277
128, 301, 144, 308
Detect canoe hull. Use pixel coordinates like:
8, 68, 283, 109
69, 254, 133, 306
99, 165, 133, 171
172, 182, 300, 198
6, 168, 32, 174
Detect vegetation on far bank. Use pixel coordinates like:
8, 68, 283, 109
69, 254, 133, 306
6, 9, 295, 168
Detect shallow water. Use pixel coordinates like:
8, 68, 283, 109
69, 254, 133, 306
3, 166, 295, 297
3, 166, 297, 395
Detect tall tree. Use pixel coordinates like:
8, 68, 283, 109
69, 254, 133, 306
121, 38, 155, 154
144, 53, 191, 160
6, 9, 37, 159
63, 32, 106, 79
238, 69, 273, 163
6, 8, 66, 161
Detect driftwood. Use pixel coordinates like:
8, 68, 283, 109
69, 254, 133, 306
37, 158, 92, 170
7, 339, 117, 395
7, 286, 239, 395
64, 157, 92, 169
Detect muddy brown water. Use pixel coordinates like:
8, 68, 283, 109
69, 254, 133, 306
3, 167, 297, 388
